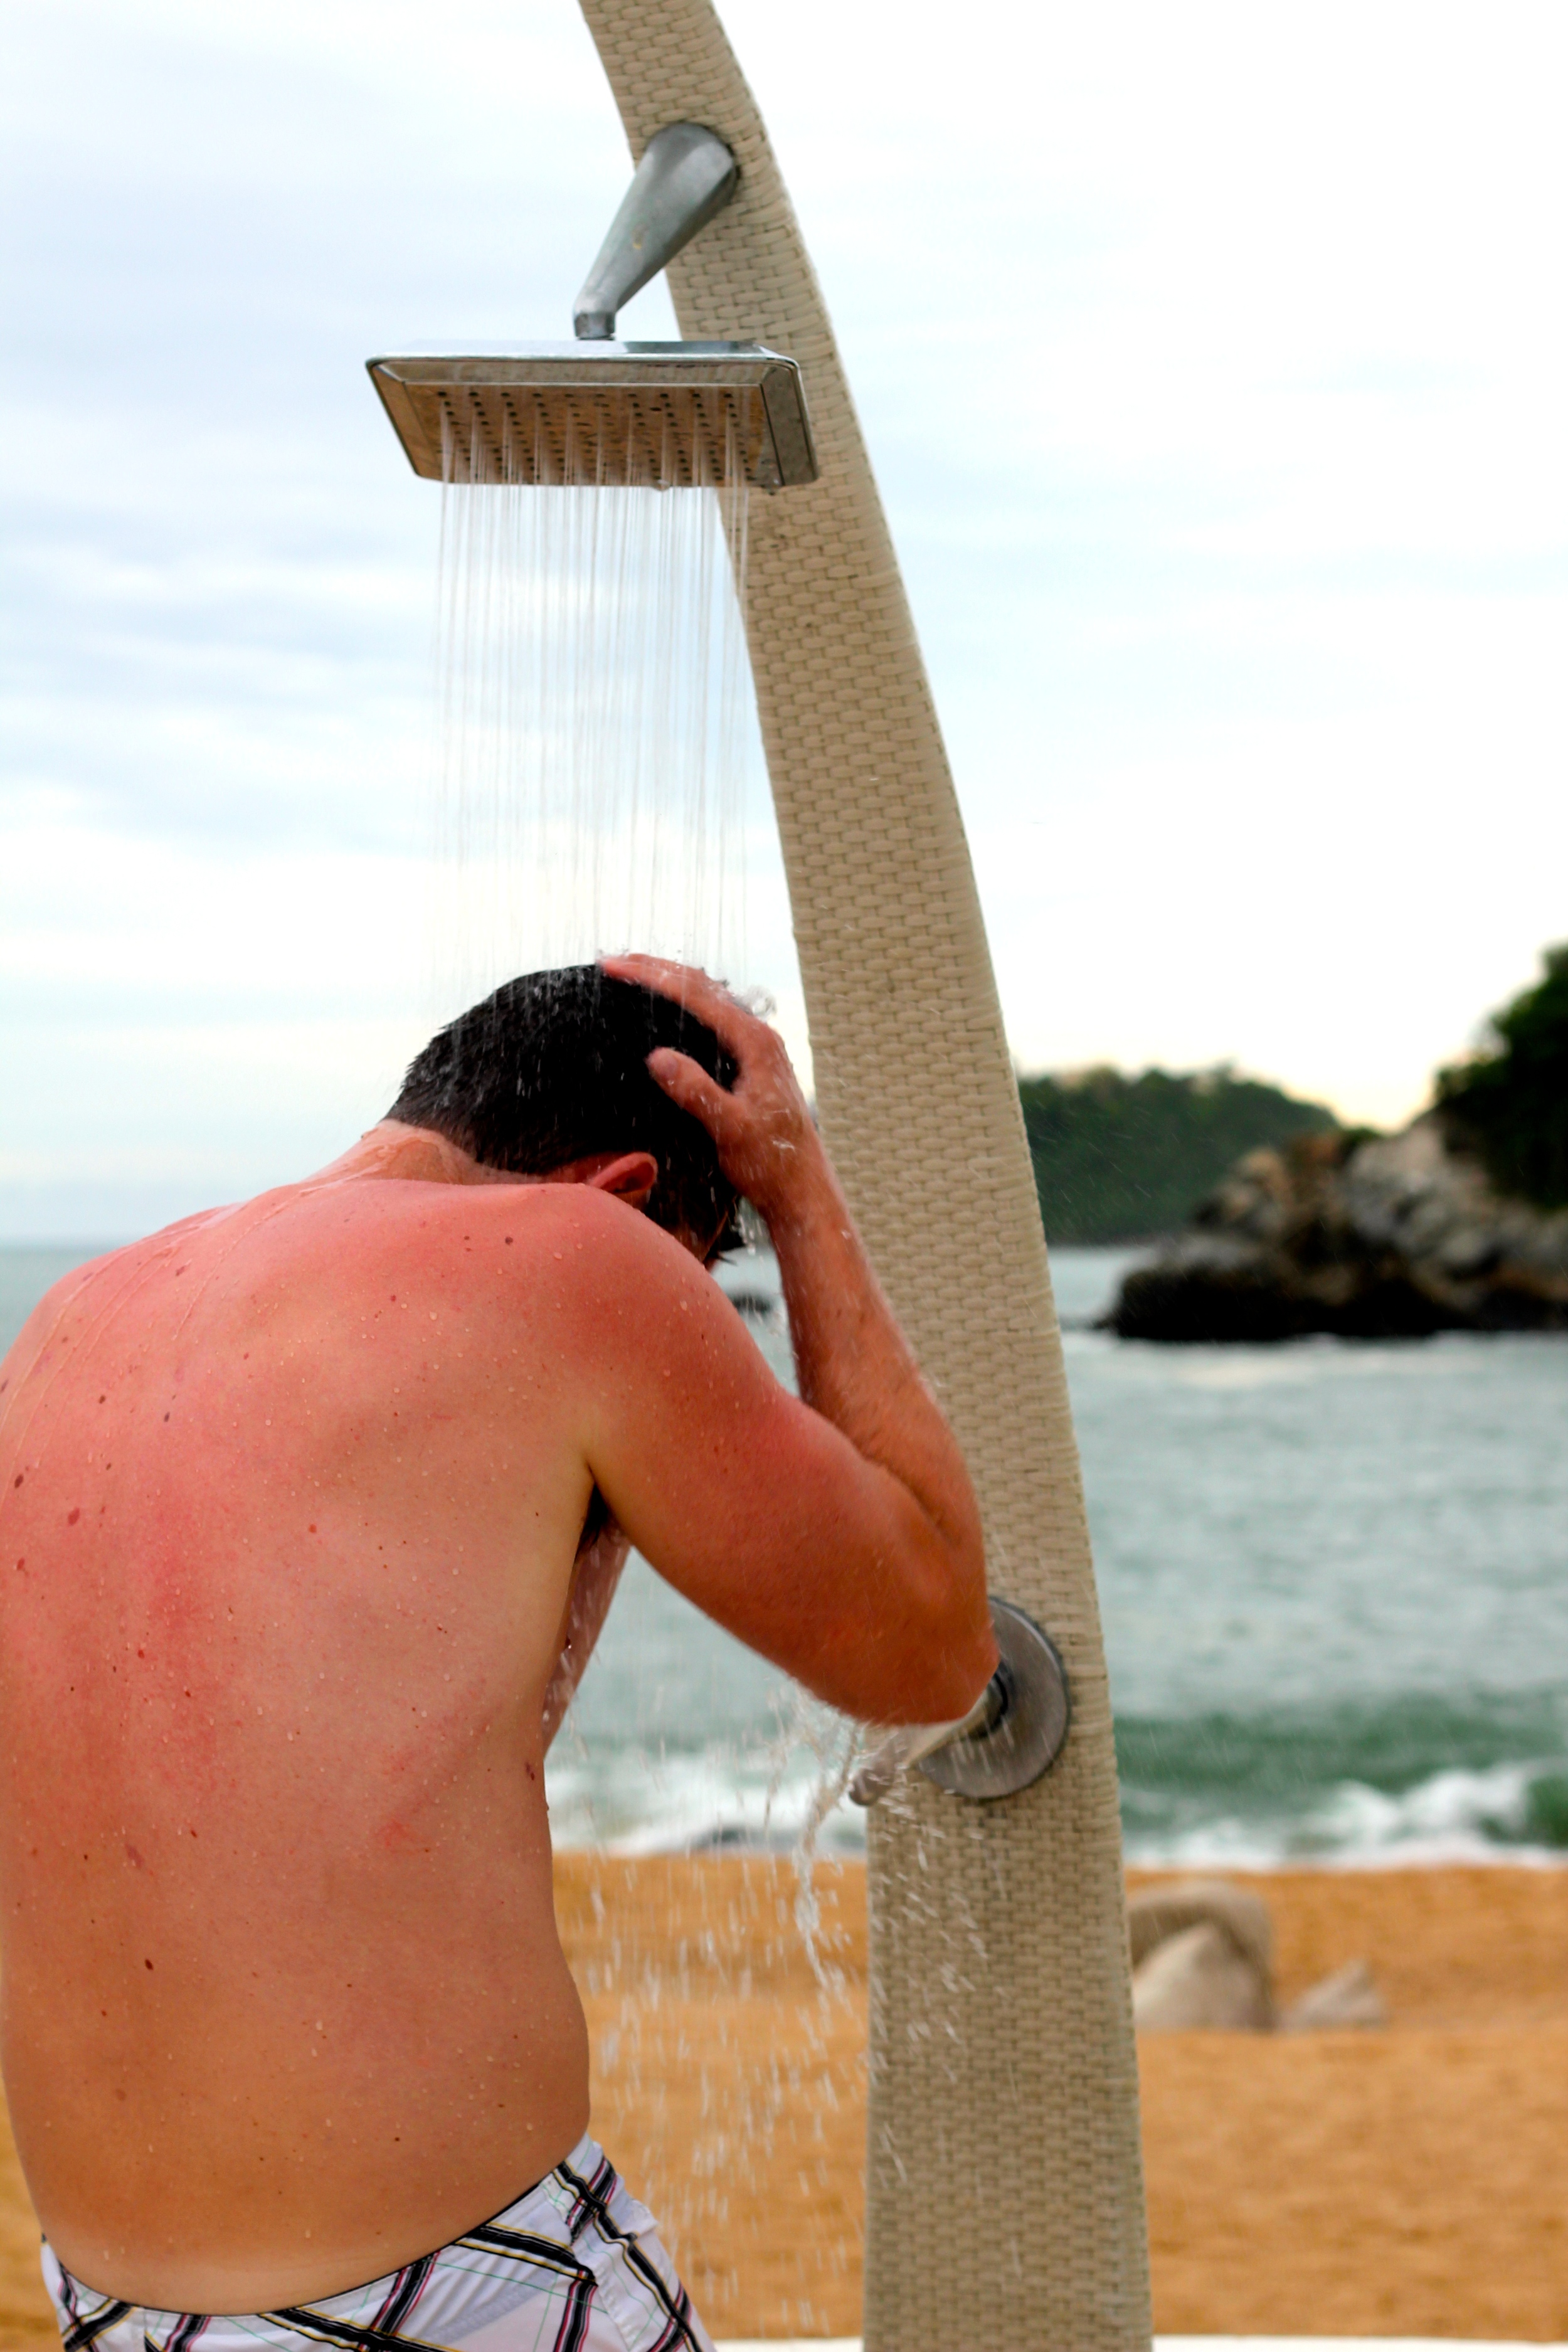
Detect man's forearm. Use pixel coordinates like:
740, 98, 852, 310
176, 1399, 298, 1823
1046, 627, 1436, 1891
761, 1142, 978, 1559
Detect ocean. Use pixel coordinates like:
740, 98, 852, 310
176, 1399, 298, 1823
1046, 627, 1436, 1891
4, 1241, 1565, 1867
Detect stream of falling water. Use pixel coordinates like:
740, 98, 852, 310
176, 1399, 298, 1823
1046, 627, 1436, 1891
423, 432, 862, 2335
426, 418, 760, 1012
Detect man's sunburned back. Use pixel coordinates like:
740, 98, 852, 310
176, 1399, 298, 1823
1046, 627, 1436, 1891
0, 1175, 610, 2311
0, 961, 995, 2329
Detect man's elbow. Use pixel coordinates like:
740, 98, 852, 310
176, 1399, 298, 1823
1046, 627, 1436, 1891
904, 1606, 998, 1724
886, 1524, 997, 1724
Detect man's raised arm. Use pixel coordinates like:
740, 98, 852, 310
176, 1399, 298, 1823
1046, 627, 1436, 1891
588, 956, 997, 1727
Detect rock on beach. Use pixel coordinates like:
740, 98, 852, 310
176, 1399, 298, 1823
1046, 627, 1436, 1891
1128, 1877, 1386, 2033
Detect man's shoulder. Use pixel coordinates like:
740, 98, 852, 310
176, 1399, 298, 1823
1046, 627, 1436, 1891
327, 1184, 723, 1389
303, 1180, 699, 1308
327, 1177, 664, 1256
0, 1226, 197, 1389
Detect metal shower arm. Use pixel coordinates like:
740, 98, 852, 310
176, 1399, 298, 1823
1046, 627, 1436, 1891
573, 121, 739, 339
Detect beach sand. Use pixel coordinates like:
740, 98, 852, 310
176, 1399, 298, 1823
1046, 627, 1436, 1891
0, 1862, 1562, 2346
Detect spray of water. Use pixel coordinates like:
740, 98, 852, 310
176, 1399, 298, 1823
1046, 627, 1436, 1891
427, 406, 758, 1014
423, 421, 850, 2332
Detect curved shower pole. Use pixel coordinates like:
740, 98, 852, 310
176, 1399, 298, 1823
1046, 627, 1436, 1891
572, 6, 1151, 2346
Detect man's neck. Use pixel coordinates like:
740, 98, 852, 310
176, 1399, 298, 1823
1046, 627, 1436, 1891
309, 1123, 522, 1190
304, 1130, 668, 1223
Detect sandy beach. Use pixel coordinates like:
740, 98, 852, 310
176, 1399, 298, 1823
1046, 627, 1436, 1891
0, 1860, 1561, 2346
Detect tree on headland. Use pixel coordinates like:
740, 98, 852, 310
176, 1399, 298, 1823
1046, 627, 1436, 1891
1018, 1064, 1338, 1246
1437, 943, 1568, 1209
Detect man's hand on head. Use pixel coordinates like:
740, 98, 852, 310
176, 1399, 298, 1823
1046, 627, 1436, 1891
598, 955, 819, 1232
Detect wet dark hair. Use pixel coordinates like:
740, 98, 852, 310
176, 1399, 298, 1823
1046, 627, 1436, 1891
386, 967, 741, 1254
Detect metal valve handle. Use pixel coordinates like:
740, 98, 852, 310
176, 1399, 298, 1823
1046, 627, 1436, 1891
849, 1599, 1071, 1806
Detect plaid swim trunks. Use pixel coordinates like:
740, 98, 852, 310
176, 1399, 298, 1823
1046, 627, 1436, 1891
42, 2139, 715, 2352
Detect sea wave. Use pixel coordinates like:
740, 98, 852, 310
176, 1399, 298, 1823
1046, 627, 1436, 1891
1116, 1690, 1568, 1865
1120, 1757, 1568, 1868
545, 1742, 1568, 1867
547, 1689, 1568, 1865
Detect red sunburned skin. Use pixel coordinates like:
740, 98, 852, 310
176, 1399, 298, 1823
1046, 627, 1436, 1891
0, 959, 988, 2318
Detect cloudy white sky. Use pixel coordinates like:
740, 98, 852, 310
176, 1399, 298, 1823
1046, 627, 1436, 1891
4, 0, 1567, 1240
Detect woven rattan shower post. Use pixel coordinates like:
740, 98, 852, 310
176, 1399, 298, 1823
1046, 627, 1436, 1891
575, 6, 1151, 2344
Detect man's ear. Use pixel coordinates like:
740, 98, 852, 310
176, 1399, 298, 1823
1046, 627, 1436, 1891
582, 1152, 659, 1212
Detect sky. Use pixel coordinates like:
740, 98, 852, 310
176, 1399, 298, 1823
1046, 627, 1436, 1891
3, 0, 1567, 1241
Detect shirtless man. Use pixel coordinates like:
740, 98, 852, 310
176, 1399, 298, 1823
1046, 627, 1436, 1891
0, 956, 993, 2352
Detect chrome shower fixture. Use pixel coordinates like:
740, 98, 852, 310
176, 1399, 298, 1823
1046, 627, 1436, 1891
574, 122, 739, 341
849, 1601, 1073, 1806
368, 342, 815, 489
368, 120, 817, 489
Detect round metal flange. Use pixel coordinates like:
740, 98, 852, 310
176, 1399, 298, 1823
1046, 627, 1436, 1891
919, 1599, 1071, 1802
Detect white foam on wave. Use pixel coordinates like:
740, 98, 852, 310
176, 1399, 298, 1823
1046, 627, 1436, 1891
1301, 1759, 1564, 1866
548, 1741, 1568, 1866
546, 1744, 867, 1857
554, 1737, 1568, 1869
1122, 1757, 1567, 1870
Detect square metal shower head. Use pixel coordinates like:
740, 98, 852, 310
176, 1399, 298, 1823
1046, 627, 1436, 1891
368, 342, 817, 490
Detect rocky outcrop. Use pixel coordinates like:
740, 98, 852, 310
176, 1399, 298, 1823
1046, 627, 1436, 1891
1108, 1116, 1568, 1342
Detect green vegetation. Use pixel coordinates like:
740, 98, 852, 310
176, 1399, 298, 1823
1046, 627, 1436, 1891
1019, 1064, 1338, 1245
1437, 942, 1568, 1209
